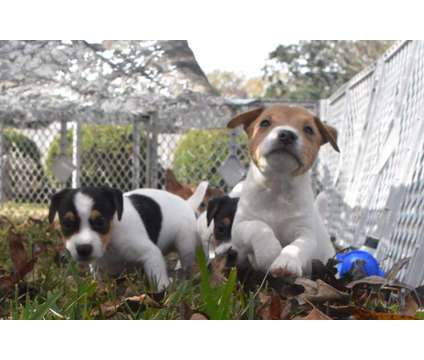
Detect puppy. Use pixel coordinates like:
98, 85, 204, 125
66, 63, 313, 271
48, 185, 207, 291
165, 168, 224, 214
206, 196, 239, 246
222, 105, 339, 277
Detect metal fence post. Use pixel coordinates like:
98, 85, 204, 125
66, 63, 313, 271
0, 120, 4, 204
145, 112, 158, 188
72, 120, 81, 188
132, 117, 141, 189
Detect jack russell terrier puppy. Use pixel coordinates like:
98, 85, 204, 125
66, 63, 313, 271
48, 184, 208, 291
219, 105, 339, 278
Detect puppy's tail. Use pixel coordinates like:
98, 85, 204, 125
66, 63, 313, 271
187, 181, 209, 212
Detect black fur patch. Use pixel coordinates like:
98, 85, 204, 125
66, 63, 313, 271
128, 194, 162, 244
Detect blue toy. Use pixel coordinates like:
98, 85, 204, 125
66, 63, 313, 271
336, 250, 385, 278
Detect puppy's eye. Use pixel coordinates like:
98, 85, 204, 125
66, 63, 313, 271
62, 219, 75, 230
91, 216, 107, 229
304, 125, 314, 135
259, 118, 271, 128
199, 202, 206, 210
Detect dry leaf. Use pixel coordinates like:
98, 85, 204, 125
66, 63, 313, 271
9, 232, 28, 272
401, 294, 419, 317
385, 258, 410, 282
190, 312, 209, 320
302, 307, 332, 320
268, 295, 283, 320
301, 280, 349, 304
353, 307, 416, 320
346, 276, 386, 289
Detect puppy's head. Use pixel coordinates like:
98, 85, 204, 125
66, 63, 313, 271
207, 196, 239, 245
227, 106, 339, 176
48, 186, 123, 263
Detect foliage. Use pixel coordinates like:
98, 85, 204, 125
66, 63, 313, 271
172, 129, 249, 188
208, 70, 266, 98
264, 40, 394, 100
196, 248, 238, 319
4, 129, 41, 163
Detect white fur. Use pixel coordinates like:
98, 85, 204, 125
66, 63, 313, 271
69, 189, 201, 292
228, 126, 335, 277
66, 193, 105, 261
187, 180, 209, 214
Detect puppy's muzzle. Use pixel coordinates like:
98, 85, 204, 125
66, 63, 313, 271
278, 129, 298, 145
76, 244, 93, 259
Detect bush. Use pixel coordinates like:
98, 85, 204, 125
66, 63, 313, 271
172, 129, 249, 188
2, 130, 46, 203
4, 129, 41, 163
46, 124, 163, 191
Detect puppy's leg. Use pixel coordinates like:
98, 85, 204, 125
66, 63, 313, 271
270, 230, 317, 277
231, 220, 282, 272
174, 225, 199, 272
141, 247, 170, 292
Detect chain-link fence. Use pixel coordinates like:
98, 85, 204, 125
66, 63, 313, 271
0, 99, 318, 221
317, 40, 424, 286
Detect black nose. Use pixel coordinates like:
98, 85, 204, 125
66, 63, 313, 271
76, 244, 93, 257
278, 130, 298, 145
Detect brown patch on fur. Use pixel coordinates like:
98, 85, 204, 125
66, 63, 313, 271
227, 105, 339, 175
99, 224, 113, 249
165, 169, 194, 200
89, 209, 102, 220
64, 212, 76, 221
165, 168, 224, 213
222, 217, 231, 225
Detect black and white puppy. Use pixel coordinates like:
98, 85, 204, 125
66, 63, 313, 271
206, 196, 239, 246
49, 184, 208, 291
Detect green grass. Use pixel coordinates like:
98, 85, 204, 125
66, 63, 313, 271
0, 216, 255, 320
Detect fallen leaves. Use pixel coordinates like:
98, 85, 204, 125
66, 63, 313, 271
0, 229, 39, 295
353, 307, 416, 320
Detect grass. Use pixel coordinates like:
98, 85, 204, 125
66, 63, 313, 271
0, 202, 48, 222
0, 215, 254, 320
1, 204, 421, 320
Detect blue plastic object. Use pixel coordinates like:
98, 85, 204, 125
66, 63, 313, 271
336, 250, 385, 278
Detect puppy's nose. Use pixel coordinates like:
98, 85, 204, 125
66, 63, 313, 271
278, 130, 298, 145
76, 244, 93, 258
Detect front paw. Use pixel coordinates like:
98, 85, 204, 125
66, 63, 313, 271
270, 253, 303, 278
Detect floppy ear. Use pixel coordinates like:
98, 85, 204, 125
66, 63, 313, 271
227, 107, 265, 132
102, 187, 124, 221
165, 169, 182, 192
48, 188, 71, 224
206, 197, 223, 227
314, 117, 340, 153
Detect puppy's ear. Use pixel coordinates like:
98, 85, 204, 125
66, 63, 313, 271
103, 187, 124, 221
314, 117, 340, 153
165, 168, 182, 192
227, 107, 265, 132
48, 188, 71, 224
206, 197, 223, 227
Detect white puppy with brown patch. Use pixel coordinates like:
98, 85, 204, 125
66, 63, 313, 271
220, 105, 339, 277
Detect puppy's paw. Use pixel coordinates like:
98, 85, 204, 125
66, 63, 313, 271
270, 252, 303, 278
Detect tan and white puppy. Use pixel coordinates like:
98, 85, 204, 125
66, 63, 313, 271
219, 105, 339, 277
